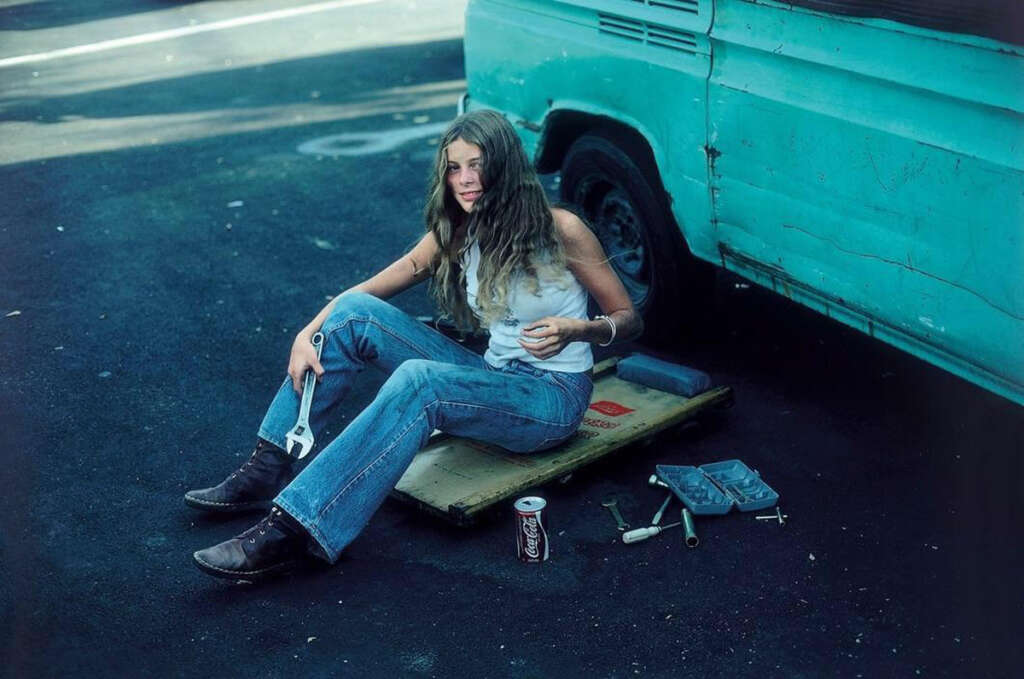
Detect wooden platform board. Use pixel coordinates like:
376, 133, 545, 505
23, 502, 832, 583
390, 357, 734, 525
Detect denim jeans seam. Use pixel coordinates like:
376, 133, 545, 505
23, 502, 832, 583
322, 314, 474, 367
437, 399, 577, 429
552, 372, 593, 399
546, 374, 585, 405
256, 428, 289, 452
318, 407, 433, 520
316, 393, 577, 521
548, 374, 592, 413
273, 496, 336, 560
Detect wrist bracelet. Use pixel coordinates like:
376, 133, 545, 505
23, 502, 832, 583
595, 315, 616, 347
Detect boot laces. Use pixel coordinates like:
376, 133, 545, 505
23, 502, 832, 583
230, 447, 261, 480
249, 508, 282, 543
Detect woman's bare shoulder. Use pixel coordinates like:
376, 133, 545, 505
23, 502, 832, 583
550, 207, 589, 244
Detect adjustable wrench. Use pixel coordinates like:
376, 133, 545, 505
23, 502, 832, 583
285, 332, 324, 459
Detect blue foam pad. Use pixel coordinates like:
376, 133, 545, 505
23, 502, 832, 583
616, 354, 711, 397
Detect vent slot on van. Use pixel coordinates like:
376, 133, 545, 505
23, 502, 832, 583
598, 14, 645, 42
598, 13, 698, 55
622, 0, 700, 15
649, 0, 699, 15
647, 26, 698, 51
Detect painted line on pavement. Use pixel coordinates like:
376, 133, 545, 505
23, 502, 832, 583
297, 122, 450, 157
0, 0, 385, 69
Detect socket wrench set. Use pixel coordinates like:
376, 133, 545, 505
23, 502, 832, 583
655, 460, 779, 515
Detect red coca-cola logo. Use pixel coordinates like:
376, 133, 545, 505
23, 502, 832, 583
589, 400, 634, 416
521, 515, 541, 559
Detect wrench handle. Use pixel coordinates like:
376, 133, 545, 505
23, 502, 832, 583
296, 332, 325, 423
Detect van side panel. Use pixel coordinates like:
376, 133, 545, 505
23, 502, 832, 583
709, 0, 1024, 401
464, 0, 718, 259
464, 0, 1024, 403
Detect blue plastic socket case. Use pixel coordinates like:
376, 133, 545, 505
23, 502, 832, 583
656, 460, 779, 515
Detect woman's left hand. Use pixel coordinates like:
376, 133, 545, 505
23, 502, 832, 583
518, 316, 586, 360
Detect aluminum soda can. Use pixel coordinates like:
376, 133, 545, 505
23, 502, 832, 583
514, 496, 549, 563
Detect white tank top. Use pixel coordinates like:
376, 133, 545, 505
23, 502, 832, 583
463, 240, 594, 373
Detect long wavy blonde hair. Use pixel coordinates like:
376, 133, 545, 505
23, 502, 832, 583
424, 110, 568, 330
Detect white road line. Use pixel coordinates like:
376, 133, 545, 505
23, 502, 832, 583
0, 0, 385, 69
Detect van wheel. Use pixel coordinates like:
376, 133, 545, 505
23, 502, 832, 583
560, 132, 709, 344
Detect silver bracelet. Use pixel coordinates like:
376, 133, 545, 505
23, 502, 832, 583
595, 315, 616, 347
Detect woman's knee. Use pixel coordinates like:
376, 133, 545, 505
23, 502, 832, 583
383, 358, 435, 394
324, 291, 390, 327
376, 360, 445, 412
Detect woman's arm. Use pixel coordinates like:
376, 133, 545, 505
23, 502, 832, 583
555, 208, 643, 344
519, 209, 643, 359
287, 231, 440, 392
296, 231, 440, 339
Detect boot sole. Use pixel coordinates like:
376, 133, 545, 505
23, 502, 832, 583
192, 551, 301, 583
183, 494, 272, 514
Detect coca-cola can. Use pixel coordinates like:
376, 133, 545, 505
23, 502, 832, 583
514, 496, 549, 563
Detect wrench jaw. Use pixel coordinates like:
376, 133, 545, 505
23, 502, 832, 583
284, 331, 324, 460
285, 424, 314, 460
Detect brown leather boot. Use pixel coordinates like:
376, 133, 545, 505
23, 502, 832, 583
192, 506, 308, 582
184, 439, 294, 514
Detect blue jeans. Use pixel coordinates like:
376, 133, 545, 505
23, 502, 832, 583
257, 292, 593, 563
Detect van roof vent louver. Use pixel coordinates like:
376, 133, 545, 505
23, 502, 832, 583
647, 25, 698, 52
598, 14, 645, 42
648, 0, 699, 15
620, 0, 699, 15
598, 13, 697, 55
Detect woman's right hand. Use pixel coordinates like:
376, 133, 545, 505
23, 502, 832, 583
288, 332, 325, 394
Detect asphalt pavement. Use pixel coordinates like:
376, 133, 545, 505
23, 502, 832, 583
1, 2, 1021, 677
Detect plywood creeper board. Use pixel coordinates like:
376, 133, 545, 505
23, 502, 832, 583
390, 357, 734, 525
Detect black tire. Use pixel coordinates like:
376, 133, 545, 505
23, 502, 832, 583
560, 131, 711, 345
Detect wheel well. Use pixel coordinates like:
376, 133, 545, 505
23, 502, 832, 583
545, 110, 712, 294
535, 111, 668, 207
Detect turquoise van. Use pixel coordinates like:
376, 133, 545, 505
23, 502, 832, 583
460, 0, 1024, 405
